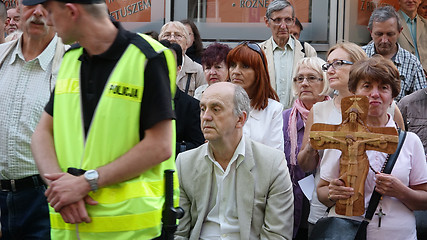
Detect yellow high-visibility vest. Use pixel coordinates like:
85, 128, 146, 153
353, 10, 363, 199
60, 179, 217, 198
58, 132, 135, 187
52, 34, 178, 239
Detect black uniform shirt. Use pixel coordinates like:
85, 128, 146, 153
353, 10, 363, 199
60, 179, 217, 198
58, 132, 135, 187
45, 22, 175, 140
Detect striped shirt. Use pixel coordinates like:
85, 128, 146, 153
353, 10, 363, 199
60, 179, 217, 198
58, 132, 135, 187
0, 35, 58, 180
362, 42, 426, 101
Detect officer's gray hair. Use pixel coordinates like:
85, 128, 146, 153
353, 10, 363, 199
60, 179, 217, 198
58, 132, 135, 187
265, 0, 294, 19
368, 5, 402, 31
233, 85, 251, 124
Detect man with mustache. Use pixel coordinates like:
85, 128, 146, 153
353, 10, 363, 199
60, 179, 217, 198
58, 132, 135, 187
0, 0, 67, 239
362, 5, 426, 101
175, 82, 294, 239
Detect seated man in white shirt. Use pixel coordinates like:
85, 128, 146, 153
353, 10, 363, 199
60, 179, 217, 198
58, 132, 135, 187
175, 82, 294, 239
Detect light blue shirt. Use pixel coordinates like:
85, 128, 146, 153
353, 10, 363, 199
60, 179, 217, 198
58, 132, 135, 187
272, 37, 295, 108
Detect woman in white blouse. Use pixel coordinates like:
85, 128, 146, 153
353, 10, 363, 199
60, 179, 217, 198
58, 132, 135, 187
227, 42, 284, 151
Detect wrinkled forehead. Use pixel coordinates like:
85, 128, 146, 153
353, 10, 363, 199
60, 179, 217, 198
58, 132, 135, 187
201, 84, 235, 105
164, 24, 185, 35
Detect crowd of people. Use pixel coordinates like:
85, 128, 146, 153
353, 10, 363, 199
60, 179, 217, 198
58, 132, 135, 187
0, 0, 426, 239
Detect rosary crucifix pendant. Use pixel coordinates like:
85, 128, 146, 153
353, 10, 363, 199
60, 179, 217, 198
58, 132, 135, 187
375, 207, 386, 227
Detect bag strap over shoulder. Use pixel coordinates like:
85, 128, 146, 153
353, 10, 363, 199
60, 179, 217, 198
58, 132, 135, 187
365, 129, 407, 220
355, 129, 406, 240
184, 73, 192, 94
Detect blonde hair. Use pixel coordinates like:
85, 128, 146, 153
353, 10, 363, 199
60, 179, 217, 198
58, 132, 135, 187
327, 42, 368, 63
292, 57, 332, 97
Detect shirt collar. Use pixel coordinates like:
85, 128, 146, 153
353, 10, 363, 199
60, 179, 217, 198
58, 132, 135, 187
392, 43, 405, 66
79, 21, 131, 62
401, 10, 417, 22
369, 41, 400, 64
272, 35, 294, 51
9, 34, 58, 72
205, 135, 246, 169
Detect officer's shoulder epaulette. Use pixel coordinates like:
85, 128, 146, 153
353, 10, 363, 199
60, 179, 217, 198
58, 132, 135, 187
65, 42, 82, 53
129, 33, 164, 60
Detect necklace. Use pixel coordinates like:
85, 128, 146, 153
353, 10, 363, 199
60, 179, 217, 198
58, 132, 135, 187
369, 153, 390, 174
368, 152, 390, 228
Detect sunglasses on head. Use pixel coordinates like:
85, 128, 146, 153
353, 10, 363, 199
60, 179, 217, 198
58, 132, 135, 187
238, 41, 268, 73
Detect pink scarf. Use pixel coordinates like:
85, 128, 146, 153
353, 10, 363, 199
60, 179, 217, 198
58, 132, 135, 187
287, 96, 330, 165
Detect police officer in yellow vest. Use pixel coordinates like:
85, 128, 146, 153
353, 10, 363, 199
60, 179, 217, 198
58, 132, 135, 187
26, 0, 178, 238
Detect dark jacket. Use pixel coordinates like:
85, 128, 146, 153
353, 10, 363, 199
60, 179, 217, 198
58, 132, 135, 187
174, 87, 205, 156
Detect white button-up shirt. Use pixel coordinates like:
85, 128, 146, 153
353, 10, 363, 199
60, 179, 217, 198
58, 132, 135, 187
0, 35, 57, 179
200, 137, 245, 239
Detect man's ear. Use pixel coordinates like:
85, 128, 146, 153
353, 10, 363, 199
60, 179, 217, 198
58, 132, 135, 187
264, 16, 270, 27
65, 3, 80, 20
4, 18, 10, 29
236, 111, 247, 129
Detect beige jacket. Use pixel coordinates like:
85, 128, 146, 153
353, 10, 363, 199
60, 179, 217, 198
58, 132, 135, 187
176, 54, 206, 97
175, 136, 294, 240
398, 11, 427, 72
259, 35, 317, 92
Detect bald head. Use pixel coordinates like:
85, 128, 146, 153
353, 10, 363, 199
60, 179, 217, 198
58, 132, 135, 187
200, 82, 249, 143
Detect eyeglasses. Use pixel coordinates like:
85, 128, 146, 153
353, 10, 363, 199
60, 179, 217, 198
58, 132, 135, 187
238, 41, 268, 73
161, 32, 184, 40
293, 75, 323, 84
322, 60, 354, 72
269, 17, 295, 26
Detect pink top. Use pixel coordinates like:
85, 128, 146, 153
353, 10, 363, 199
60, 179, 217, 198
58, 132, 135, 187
320, 117, 427, 240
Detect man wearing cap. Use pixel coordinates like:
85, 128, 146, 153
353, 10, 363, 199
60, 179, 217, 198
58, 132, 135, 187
0, 1, 67, 239
28, 0, 178, 239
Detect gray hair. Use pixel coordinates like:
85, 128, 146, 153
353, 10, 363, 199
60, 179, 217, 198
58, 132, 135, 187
265, 0, 294, 19
368, 5, 402, 31
233, 85, 251, 124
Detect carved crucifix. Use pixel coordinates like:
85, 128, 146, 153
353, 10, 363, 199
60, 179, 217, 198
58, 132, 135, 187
310, 95, 398, 216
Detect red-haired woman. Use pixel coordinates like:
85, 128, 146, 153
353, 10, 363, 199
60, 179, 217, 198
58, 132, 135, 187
227, 42, 284, 151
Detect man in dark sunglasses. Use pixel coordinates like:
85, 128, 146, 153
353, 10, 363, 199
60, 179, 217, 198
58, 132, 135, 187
260, 0, 317, 109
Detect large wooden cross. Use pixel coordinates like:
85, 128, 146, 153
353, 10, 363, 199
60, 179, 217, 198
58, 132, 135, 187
310, 95, 398, 216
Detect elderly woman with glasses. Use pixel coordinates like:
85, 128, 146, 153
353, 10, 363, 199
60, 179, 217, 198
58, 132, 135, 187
318, 55, 427, 239
227, 42, 284, 151
297, 42, 405, 236
282, 57, 332, 239
159, 21, 206, 97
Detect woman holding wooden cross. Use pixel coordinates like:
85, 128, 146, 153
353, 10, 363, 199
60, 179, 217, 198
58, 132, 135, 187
318, 55, 427, 239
